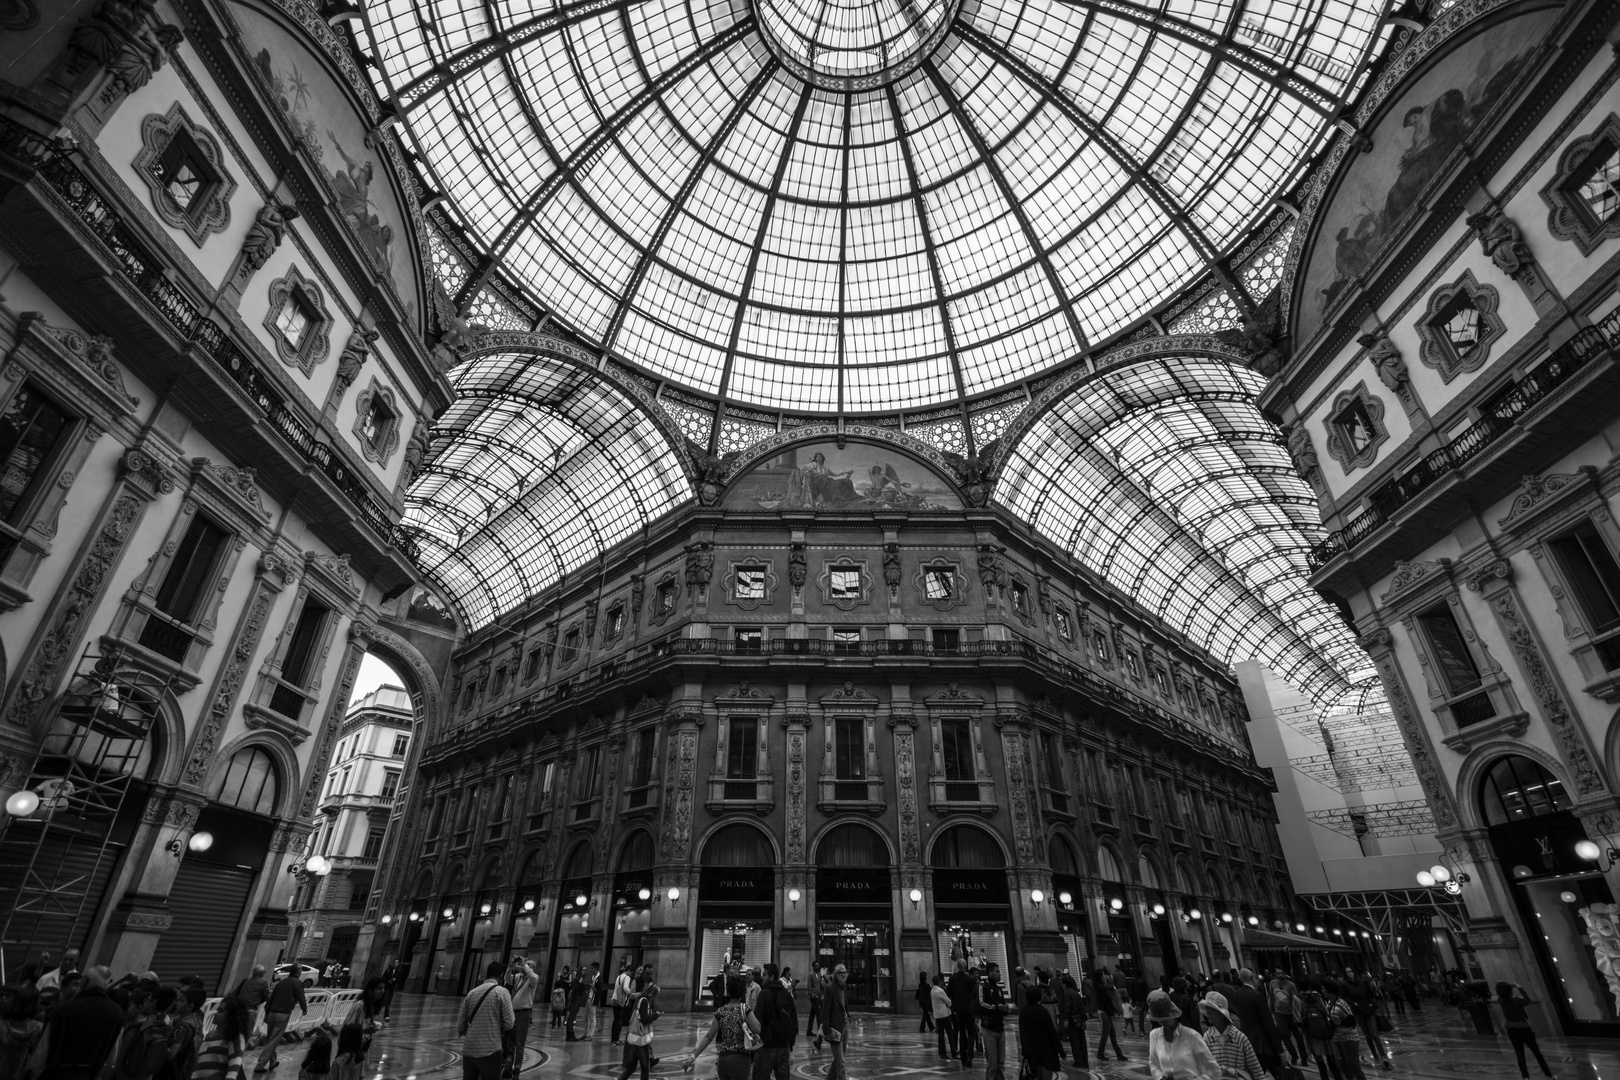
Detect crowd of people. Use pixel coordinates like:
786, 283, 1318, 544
0, 950, 390, 1080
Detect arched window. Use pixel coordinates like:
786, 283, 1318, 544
561, 841, 594, 880
217, 747, 278, 815
816, 823, 888, 866
1137, 856, 1161, 890
478, 859, 504, 891
701, 823, 773, 866
1096, 845, 1123, 882
520, 851, 546, 885
1048, 836, 1081, 877
931, 825, 1004, 868
1174, 861, 1196, 897
1480, 755, 1572, 825
618, 832, 655, 872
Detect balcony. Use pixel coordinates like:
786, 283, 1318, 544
622, 782, 659, 817
1311, 315, 1620, 574
0, 117, 418, 585
706, 776, 773, 814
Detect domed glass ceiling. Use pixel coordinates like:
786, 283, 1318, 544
364, 0, 1381, 412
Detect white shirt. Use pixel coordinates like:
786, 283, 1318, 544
1148, 1023, 1220, 1080
613, 972, 633, 1005
931, 985, 952, 1019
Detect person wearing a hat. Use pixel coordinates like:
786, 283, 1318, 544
1145, 993, 1219, 1080
1197, 992, 1264, 1080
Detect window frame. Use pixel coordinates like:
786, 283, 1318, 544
1322, 381, 1389, 473
818, 557, 872, 610
1415, 271, 1505, 383
724, 557, 778, 610
132, 103, 238, 245
1542, 112, 1620, 254
914, 557, 967, 610
351, 376, 403, 467
263, 266, 334, 375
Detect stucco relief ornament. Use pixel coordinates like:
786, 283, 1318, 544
788, 542, 807, 589
689, 443, 737, 506
239, 202, 298, 276
950, 452, 993, 506
333, 326, 378, 393
1580, 904, 1620, 1007
1283, 423, 1320, 488
399, 422, 430, 487
67, 0, 183, 96
1467, 210, 1535, 280
882, 543, 902, 593
428, 280, 486, 371
683, 541, 714, 594
1358, 332, 1411, 397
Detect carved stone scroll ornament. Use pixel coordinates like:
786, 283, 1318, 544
1498, 470, 1594, 528
1359, 331, 1413, 399
1283, 423, 1321, 489
182, 586, 274, 784
239, 202, 298, 277
333, 326, 378, 395
1467, 209, 1536, 280
1489, 590, 1604, 795
684, 541, 714, 594
785, 727, 806, 864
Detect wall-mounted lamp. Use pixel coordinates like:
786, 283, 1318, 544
1220, 912, 1233, 924
1314, 926, 1325, 934
1273, 920, 1285, 930
409, 912, 422, 922
909, 888, 923, 911
523, 899, 536, 912
5, 790, 39, 817
479, 902, 492, 916
574, 893, 590, 908
1332, 928, 1343, 936
788, 888, 802, 910
1189, 908, 1202, 922
1247, 915, 1259, 927
288, 852, 329, 876
1108, 897, 1124, 913
1295, 923, 1306, 933
1576, 840, 1620, 872
1561, 890, 1580, 904
381, 914, 393, 925
1058, 891, 1072, 906
442, 906, 455, 919
667, 887, 680, 902
1151, 903, 1165, 917
638, 888, 652, 902
166, 831, 214, 858
1416, 863, 1469, 894
1031, 889, 1045, 909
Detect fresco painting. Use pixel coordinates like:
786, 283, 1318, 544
1295, 9, 1556, 345
723, 441, 962, 510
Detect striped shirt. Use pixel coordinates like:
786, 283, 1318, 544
459, 981, 515, 1058
1202, 1023, 1263, 1080
189, 1035, 243, 1080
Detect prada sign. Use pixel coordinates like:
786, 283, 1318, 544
816, 867, 892, 905
932, 868, 1009, 905
699, 866, 774, 903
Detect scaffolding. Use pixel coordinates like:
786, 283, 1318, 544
0, 646, 181, 979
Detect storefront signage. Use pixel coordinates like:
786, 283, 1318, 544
932, 868, 1009, 905
816, 867, 891, 905
698, 866, 774, 904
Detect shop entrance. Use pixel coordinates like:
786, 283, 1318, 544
814, 825, 897, 1011
695, 824, 777, 1007
817, 921, 896, 1009
609, 832, 656, 981
931, 824, 1015, 976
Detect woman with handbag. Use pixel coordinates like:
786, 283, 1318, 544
618, 983, 660, 1080
330, 979, 386, 1080
680, 976, 756, 1080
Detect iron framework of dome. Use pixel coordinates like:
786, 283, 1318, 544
352, 0, 1393, 705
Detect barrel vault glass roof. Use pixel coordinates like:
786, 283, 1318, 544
361, 0, 1380, 412
359, 0, 1387, 705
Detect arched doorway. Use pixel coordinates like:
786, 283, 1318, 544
1048, 836, 1089, 975
548, 841, 596, 988
150, 745, 282, 994
1481, 754, 1620, 1033
608, 832, 655, 980
931, 824, 1012, 976
398, 869, 435, 988
815, 823, 895, 1010
460, 859, 506, 993
504, 850, 546, 963
1095, 844, 1140, 976
696, 824, 776, 1007
1139, 854, 1178, 978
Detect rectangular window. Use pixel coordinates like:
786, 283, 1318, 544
528, 760, 555, 828
834, 716, 866, 799
1011, 582, 1029, 613
427, 796, 446, 838
1550, 521, 1620, 633
490, 665, 508, 697
1417, 604, 1483, 695
158, 133, 212, 213
524, 648, 544, 681
1054, 610, 1073, 641
488, 774, 513, 839
735, 567, 766, 601
574, 746, 601, 821
1091, 630, 1110, 663
831, 628, 861, 654
280, 598, 330, 688
1332, 398, 1377, 453
0, 384, 71, 525
941, 719, 975, 800
380, 769, 401, 798
391, 733, 409, 757
1438, 294, 1483, 358
359, 395, 393, 451
1043, 733, 1065, 790
933, 627, 960, 653
1576, 138, 1620, 223
362, 828, 385, 860
560, 627, 581, 663
734, 628, 762, 653
924, 568, 955, 601
274, 292, 314, 349
632, 728, 656, 789
830, 568, 861, 601
607, 606, 625, 638
656, 581, 676, 613
725, 718, 758, 800
1124, 650, 1142, 681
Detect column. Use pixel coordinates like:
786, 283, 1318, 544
644, 703, 702, 1013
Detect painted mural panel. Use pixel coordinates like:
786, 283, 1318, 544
724, 441, 962, 510
1295, 8, 1557, 346
230, 0, 419, 326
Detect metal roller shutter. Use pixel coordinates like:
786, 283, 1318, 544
0, 832, 123, 976
148, 861, 254, 995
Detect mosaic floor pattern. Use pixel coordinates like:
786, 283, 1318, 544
302, 994, 1613, 1080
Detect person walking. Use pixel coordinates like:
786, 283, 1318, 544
930, 975, 953, 1061
1017, 982, 1064, 1080
610, 961, 634, 1046
1056, 974, 1089, 1069
947, 961, 978, 1068
683, 975, 754, 1080
822, 965, 849, 1080
1091, 969, 1125, 1062
748, 962, 796, 1080
805, 967, 824, 1051
504, 956, 539, 1078
1145, 994, 1218, 1080
1199, 993, 1264, 1080
550, 967, 569, 1030
231, 967, 271, 1047
254, 966, 309, 1072
1494, 983, 1553, 1080
191, 998, 253, 1080
565, 970, 589, 1042
1268, 970, 1307, 1065
108, 989, 168, 1080
459, 961, 516, 1080
977, 965, 1012, 1080
1299, 981, 1344, 1080
916, 973, 935, 1032
1344, 973, 1390, 1072
1321, 979, 1366, 1080
586, 964, 603, 1040
1229, 969, 1284, 1078
379, 963, 399, 1023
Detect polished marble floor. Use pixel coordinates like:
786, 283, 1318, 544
330, 994, 1616, 1080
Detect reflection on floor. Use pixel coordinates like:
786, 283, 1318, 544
331, 993, 1613, 1080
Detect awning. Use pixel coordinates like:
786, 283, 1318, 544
1243, 929, 1359, 953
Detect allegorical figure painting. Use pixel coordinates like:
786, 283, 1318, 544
723, 441, 962, 511
1295, 9, 1556, 345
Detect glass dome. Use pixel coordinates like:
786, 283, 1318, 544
364, 0, 1381, 412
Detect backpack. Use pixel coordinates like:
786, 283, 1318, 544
754, 984, 797, 1047
549, 989, 566, 1011
1270, 981, 1292, 1014
1302, 993, 1335, 1041
158, 1014, 201, 1080
637, 992, 661, 1025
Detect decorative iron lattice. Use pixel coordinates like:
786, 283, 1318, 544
664, 399, 715, 448
907, 416, 967, 457
1306, 800, 1437, 838
1167, 287, 1242, 335
465, 287, 531, 332
427, 222, 471, 296
1293, 750, 1419, 793
970, 400, 1027, 449
1239, 222, 1296, 304
718, 416, 776, 457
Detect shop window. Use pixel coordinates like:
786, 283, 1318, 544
0, 384, 71, 525
831, 628, 861, 654
263, 267, 333, 374
833, 716, 866, 799
725, 718, 759, 800
1549, 521, 1620, 634
216, 747, 278, 816
380, 769, 401, 798
1544, 114, 1620, 253
1323, 382, 1388, 472
941, 719, 976, 801
391, 734, 409, 757
1416, 271, 1503, 382
133, 104, 237, 244
734, 627, 762, 653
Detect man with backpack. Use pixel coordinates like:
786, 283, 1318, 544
748, 962, 797, 1080
163, 987, 206, 1080
1268, 971, 1307, 1065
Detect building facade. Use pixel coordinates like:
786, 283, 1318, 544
365, 449, 1335, 1011
287, 684, 413, 967
1278, 0, 1620, 1037
0, 0, 449, 991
